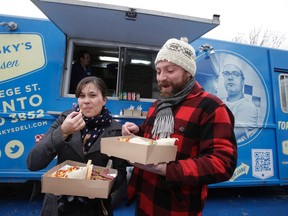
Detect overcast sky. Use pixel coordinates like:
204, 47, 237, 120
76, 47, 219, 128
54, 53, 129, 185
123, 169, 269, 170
1, 0, 288, 43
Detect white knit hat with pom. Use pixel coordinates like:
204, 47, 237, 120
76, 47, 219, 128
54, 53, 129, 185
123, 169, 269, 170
155, 37, 197, 76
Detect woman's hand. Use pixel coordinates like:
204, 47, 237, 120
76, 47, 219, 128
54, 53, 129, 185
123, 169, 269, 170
61, 112, 85, 139
122, 122, 139, 135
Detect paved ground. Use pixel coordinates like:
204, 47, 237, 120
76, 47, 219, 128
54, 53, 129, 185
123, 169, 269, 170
0, 181, 288, 216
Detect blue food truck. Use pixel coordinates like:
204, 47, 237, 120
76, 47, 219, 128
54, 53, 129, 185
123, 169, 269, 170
0, 0, 288, 189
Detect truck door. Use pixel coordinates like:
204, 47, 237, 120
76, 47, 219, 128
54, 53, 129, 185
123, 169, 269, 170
270, 49, 288, 185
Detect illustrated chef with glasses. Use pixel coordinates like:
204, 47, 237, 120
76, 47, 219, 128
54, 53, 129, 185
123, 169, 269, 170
222, 63, 258, 143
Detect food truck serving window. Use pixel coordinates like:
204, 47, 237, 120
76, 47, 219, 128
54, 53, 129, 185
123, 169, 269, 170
63, 40, 159, 100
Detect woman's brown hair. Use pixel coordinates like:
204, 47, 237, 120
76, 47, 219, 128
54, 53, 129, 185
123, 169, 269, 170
75, 76, 107, 99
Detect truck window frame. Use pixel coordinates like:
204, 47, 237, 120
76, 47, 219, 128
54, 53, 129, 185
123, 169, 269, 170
62, 38, 158, 101
279, 73, 288, 113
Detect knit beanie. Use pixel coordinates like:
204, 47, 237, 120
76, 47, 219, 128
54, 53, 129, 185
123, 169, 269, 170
155, 37, 197, 76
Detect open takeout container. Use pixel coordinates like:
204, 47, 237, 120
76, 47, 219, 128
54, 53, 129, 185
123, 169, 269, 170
100, 135, 178, 165
41, 160, 117, 199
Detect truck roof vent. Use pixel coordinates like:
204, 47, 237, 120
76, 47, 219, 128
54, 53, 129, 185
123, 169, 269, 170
126, 8, 137, 21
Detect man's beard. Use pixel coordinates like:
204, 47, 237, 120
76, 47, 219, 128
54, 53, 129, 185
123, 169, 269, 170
158, 76, 190, 98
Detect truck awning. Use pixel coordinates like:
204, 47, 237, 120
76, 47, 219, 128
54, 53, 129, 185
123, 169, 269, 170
31, 0, 220, 47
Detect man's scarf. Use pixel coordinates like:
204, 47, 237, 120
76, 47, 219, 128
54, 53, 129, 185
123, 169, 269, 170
152, 77, 196, 139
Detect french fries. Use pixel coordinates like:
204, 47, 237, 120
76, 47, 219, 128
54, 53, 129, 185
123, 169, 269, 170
118, 137, 131, 142
50, 165, 81, 178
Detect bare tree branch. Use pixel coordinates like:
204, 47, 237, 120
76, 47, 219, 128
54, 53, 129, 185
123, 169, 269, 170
232, 28, 288, 49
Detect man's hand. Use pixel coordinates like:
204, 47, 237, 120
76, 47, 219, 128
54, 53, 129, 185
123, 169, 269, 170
132, 162, 167, 176
122, 122, 139, 135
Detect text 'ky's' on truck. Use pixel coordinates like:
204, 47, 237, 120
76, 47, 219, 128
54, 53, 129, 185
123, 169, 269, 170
1, 0, 288, 192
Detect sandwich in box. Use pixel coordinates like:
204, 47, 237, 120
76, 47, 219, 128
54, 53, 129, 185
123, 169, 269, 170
41, 160, 117, 199
100, 135, 178, 165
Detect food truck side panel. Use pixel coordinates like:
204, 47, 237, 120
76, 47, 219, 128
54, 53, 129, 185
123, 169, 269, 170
1, 15, 288, 187
0, 15, 66, 182
192, 38, 288, 187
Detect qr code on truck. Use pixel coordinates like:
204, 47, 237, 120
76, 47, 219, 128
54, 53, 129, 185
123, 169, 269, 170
252, 149, 274, 179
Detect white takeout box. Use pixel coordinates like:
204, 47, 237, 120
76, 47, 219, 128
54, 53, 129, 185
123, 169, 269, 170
41, 160, 117, 199
100, 135, 178, 165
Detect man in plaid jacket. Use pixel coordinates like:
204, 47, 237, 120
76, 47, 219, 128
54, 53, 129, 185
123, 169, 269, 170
122, 37, 237, 216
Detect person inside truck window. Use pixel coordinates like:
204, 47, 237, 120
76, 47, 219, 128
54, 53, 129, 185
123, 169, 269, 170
69, 50, 93, 94
27, 77, 127, 216
222, 63, 258, 143
121, 37, 237, 216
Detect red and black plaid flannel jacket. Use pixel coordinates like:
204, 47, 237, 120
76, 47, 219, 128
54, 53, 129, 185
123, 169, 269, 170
128, 82, 237, 216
